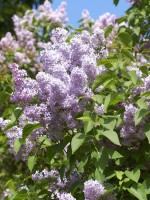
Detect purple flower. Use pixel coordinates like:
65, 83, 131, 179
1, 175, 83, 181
83, 179, 106, 200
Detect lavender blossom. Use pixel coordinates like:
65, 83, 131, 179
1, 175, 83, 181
0, 118, 11, 130
8, 28, 107, 158
58, 193, 76, 200
94, 12, 116, 29
32, 169, 59, 181
83, 180, 106, 200
94, 104, 104, 116
120, 104, 146, 147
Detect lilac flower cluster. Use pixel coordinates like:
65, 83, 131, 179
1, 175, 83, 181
120, 104, 146, 147
32, 169, 80, 199
81, 11, 116, 30
2, 189, 11, 199
9, 64, 38, 103
7, 27, 107, 159
32, 169, 59, 181
125, 56, 149, 96
83, 179, 105, 200
58, 193, 76, 200
5, 126, 34, 160
93, 12, 116, 29
37, 0, 68, 24
2, 105, 46, 160
32, 169, 107, 200
0, 118, 11, 130
132, 74, 150, 96
19, 185, 29, 191
0, 0, 67, 72
81, 10, 94, 28
94, 104, 104, 116
81, 11, 119, 47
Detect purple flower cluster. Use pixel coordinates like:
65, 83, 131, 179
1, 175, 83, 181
93, 12, 116, 29
83, 179, 105, 200
37, 0, 68, 24
94, 104, 104, 116
8, 27, 107, 156
120, 104, 146, 147
10, 64, 38, 103
0, 0, 68, 72
58, 193, 76, 200
80, 11, 120, 47
32, 169, 80, 199
0, 118, 11, 130
132, 74, 150, 96
32, 169, 59, 181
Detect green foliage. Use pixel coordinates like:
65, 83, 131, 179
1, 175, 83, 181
1, 0, 150, 199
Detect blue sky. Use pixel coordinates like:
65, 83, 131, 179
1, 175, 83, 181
52, 0, 131, 27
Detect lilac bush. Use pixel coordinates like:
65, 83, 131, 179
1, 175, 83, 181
0, 0, 67, 73
1, 1, 150, 200
4, 27, 107, 161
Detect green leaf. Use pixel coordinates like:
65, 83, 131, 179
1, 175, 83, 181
115, 171, 124, 180
104, 94, 112, 113
141, 90, 150, 97
77, 116, 91, 122
113, 0, 119, 6
118, 32, 132, 46
97, 149, 109, 173
144, 124, 150, 144
101, 117, 116, 130
71, 133, 85, 154
27, 156, 36, 172
128, 71, 138, 85
93, 95, 104, 104
92, 73, 111, 91
84, 121, 94, 134
14, 138, 22, 153
98, 58, 117, 65
125, 168, 140, 183
134, 27, 140, 35
0, 91, 10, 104
99, 130, 121, 146
94, 168, 105, 182
134, 108, 149, 125
107, 149, 123, 159
103, 79, 117, 92
78, 155, 88, 172
128, 185, 147, 200
121, 49, 135, 61
92, 149, 109, 173
110, 93, 125, 105
14, 107, 22, 119
10, 190, 28, 200
22, 123, 41, 143
142, 178, 150, 194
9, 190, 27, 200
137, 98, 148, 109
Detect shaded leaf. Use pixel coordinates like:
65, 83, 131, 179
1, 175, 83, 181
27, 156, 36, 172
118, 32, 132, 46
71, 133, 85, 154
99, 130, 121, 146
125, 168, 140, 183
